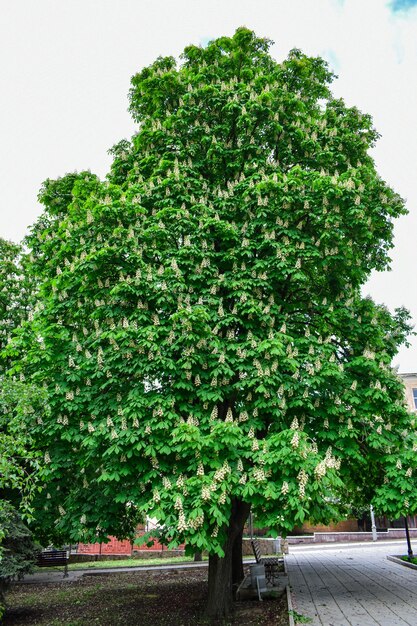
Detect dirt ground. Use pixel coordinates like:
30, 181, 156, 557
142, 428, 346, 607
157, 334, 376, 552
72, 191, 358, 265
4, 568, 289, 626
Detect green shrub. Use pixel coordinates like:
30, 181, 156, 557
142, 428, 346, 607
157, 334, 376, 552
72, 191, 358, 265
0, 502, 40, 619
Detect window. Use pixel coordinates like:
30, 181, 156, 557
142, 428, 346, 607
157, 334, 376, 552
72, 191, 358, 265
413, 388, 417, 410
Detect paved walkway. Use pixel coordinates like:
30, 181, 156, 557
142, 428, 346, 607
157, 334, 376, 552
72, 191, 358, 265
286, 542, 417, 625
19, 560, 212, 584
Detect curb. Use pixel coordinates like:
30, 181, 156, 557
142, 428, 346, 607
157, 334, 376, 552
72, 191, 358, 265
387, 555, 417, 570
289, 539, 413, 551
81, 563, 210, 578
283, 557, 295, 626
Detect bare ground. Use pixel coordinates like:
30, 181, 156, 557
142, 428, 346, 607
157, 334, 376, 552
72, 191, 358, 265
4, 568, 289, 626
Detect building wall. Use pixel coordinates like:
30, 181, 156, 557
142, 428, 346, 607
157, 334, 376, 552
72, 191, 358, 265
77, 537, 134, 555
293, 519, 359, 534
400, 373, 417, 413
76, 522, 185, 555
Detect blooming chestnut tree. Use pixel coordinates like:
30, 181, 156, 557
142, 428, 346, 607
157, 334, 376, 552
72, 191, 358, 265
14, 29, 414, 619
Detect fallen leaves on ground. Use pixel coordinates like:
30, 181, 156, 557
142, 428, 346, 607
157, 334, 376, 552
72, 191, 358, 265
5, 568, 288, 625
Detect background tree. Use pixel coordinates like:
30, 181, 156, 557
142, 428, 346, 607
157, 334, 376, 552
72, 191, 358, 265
0, 380, 43, 620
0, 239, 43, 618
0, 502, 40, 620
1, 236, 42, 517
12, 28, 414, 620
0, 238, 34, 360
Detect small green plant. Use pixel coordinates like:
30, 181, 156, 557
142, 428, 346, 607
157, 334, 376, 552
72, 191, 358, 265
289, 609, 313, 624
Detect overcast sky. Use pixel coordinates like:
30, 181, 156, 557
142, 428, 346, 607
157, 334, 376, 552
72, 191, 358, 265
1, 0, 416, 371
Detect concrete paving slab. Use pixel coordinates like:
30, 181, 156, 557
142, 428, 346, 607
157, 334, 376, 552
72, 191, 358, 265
286, 543, 417, 625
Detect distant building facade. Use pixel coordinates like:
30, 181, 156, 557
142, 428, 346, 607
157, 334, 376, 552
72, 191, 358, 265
400, 372, 417, 413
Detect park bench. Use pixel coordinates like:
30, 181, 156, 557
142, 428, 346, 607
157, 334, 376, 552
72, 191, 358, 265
37, 549, 69, 578
250, 539, 282, 586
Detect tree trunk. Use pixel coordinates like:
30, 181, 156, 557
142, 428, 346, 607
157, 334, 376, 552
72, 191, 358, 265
206, 499, 250, 621
232, 527, 244, 586
207, 550, 234, 621
194, 550, 203, 562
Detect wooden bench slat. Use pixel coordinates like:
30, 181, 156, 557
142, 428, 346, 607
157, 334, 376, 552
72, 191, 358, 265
251, 538, 283, 586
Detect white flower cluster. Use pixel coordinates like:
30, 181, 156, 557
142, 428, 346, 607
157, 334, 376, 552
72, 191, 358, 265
197, 462, 204, 476
178, 511, 188, 532
189, 514, 204, 530
202, 486, 211, 501
298, 469, 308, 499
291, 431, 300, 449
281, 481, 289, 495
363, 348, 375, 360
314, 461, 326, 479
163, 477, 172, 489
253, 467, 266, 482
213, 462, 231, 483
210, 406, 218, 421
186, 414, 199, 426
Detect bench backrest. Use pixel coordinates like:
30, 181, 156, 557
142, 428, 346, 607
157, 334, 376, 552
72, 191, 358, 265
37, 550, 68, 566
251, 539, 262, 563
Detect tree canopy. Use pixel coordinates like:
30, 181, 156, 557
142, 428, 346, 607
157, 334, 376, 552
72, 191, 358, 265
9, 27, 415, 619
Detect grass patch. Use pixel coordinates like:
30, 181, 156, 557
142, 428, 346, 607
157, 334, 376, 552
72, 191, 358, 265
400, 555, 417, 565
67, 555, 199, 570
35, 553, 258, 572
